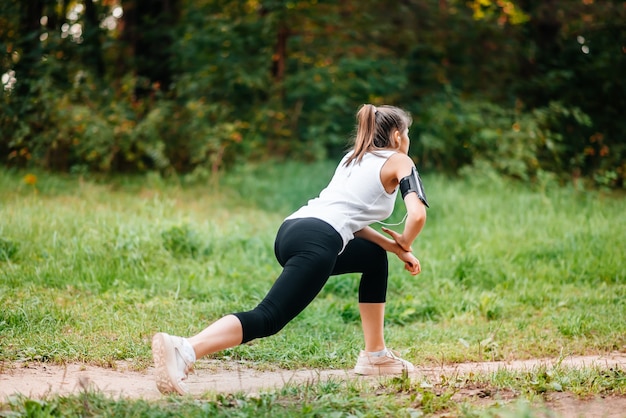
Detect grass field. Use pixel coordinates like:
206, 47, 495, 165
1, 162, 625, 416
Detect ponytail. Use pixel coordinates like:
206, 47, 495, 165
344, 104, 412, 166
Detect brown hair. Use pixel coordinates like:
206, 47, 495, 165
344, 104, 412, 166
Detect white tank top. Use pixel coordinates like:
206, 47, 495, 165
286, 150, 398, 251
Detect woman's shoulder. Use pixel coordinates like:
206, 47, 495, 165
373, 150, 413, 168
381, 152, 415, 179
385, 152, 413, 165
363, 149, 400, 160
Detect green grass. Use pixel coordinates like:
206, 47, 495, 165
1, 162, 625, 416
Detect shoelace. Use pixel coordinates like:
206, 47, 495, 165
175, 347, 194, 379
386, 350, 408, 364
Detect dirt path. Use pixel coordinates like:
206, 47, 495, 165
2, 352, 625, 416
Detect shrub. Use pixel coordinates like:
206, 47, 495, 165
412, 91, 602, 186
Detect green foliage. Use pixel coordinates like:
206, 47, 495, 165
1, 70, 247, 173
414, 91, 596, 185
1, 0, 624, 188
468, 0, 530, 24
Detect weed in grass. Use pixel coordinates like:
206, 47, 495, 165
376, 375, 454, 416
565, 366, 626, 396
161, 223, 211, 259
468, 363, 626, 398
0, 237, 19, 262
417, 386, 456, 415
557, 314, 592, 338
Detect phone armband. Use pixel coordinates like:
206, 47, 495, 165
399, 167, 429, 208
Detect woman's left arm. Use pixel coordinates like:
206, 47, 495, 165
379, 153, 427, 252
354, 226, 421, 275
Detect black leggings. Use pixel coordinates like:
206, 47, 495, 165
233, 218, 388, 343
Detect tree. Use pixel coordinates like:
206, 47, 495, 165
514, 0, 626, 183
0, 0, 623, 186
119, 0, 181, 93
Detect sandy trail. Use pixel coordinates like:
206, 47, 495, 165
1, 352, 624, 401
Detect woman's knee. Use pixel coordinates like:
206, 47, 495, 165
234, 303, 290, 343
364, 241, 388, 274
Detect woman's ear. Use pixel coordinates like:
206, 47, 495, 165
394, 130, 402, 148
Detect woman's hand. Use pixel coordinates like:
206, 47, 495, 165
381, 226, 412, 253
353, 226, 421, 275
397, 251, 421, 275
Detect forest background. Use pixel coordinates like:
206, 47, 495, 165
1, 0, 624, 189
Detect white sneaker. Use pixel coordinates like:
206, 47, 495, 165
151, 332, 195, 395
354, 349, 415, 376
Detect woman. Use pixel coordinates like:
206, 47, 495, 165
152, 104, 429, 395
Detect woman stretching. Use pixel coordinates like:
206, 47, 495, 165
152, 104, 429, 395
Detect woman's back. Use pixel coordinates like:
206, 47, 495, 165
286, 150, 398, 249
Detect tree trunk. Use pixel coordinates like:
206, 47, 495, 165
272, 23, 289, 85
119, 0, 180, 94
516, 0, 562, 106
83, 0, 105, 78
15, 0, 44, 96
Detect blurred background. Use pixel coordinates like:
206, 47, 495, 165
1, 0, 624, 188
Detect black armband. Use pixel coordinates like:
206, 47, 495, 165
399, 167, 429, 208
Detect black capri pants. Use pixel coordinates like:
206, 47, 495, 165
234, 217, 389, 344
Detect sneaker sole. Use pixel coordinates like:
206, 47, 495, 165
152, 333, 187, 395
354, 364, 412, 376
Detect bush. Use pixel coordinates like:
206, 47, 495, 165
411, 91, 615, 187
2, 71, 245, 174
